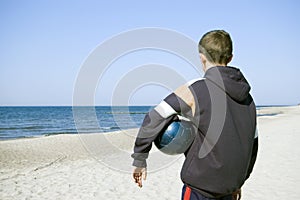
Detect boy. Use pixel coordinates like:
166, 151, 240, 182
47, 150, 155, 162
132, 30, 258, 200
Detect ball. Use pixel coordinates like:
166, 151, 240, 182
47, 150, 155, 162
154, 119, 195, 155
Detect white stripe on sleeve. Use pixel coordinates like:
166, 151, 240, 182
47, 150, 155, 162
154, 100, 177, 118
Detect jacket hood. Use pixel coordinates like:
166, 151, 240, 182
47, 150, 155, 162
204, 66, 251, 102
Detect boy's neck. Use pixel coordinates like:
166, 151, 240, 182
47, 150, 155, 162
204, 61, 227, 72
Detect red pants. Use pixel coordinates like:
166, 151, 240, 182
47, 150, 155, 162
182, 185, 238, 200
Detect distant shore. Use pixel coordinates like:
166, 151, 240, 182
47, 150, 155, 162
1, 105, 300, 199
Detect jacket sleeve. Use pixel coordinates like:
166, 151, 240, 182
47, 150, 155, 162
131, 93, 191, 167
246, 129, 258, 179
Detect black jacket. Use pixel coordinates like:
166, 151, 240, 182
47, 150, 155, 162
132, 66, 258, 198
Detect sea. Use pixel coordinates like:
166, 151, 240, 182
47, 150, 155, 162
0, 106, 152, 140
0, 105, 277, 140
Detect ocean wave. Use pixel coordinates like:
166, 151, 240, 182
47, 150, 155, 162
257, 113, 279, 117
109, 126, 120, 130
44, 131, 78, 136
0, 126, 45, 131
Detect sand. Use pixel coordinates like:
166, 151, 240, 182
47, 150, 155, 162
1, 106, 300, 199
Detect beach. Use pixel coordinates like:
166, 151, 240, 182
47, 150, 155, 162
1, 106, 300, 199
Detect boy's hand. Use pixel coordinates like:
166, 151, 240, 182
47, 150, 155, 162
232, 188, 241, 200
133, 167, 147, 188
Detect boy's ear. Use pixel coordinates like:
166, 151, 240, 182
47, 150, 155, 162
199, 53, 206, 64
199, 53, 207, 71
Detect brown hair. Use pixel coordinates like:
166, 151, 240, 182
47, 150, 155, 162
198, 30, 233, 65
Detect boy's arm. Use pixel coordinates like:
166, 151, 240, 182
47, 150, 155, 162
131, 84, 195, 168
131, 109, 178, 167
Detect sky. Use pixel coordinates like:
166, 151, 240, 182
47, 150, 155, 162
1, 0, 300, 106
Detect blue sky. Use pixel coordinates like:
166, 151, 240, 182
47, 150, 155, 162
1, 0, 300, 106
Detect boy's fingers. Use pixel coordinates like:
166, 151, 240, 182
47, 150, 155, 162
143, 169, 147, 180
133, 168, 147, 187
133, 172, 143, 187
133, 173, 138, 181
137, 175, 142, 187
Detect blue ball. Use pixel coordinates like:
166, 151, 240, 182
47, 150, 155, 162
154, 120, 195, 155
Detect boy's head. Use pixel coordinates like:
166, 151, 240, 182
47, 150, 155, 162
198, 30, 233, 67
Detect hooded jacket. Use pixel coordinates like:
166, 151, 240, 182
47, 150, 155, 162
132, 66, 258, 198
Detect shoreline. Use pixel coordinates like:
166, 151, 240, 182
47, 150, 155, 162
1, 105, 300, 199
0, 105, 295, 141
